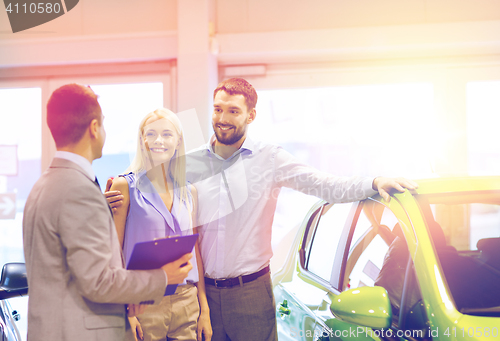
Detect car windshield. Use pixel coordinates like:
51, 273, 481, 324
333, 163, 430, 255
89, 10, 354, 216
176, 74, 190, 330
416, 192, 500, 316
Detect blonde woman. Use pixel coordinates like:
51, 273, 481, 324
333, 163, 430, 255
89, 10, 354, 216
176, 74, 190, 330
108, 108, 212, 341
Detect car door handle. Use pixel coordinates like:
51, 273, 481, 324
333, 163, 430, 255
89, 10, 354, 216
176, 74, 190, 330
11, 310, 20, 322
278, 300, 291, 317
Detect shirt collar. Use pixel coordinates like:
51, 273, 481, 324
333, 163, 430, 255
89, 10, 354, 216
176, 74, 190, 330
54, 151, 95, 180
206, 134, 255, 157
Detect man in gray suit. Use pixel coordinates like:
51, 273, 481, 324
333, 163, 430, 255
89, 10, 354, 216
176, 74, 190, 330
22, 83, 193, 341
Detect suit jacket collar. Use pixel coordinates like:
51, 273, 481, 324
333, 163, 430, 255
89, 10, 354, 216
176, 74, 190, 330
50, 157, 114, 220
54, 151, 95, 179
50, 157, 95, 184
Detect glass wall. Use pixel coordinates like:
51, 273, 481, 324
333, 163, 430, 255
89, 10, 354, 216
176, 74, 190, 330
89, 82, 164, 186
0, 75, 167, 341
467, 80, 500, 176
0, 87, 42, 340
252, 83, 436, 248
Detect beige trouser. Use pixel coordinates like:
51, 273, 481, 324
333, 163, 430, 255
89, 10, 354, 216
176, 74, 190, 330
127, 283, 199, 341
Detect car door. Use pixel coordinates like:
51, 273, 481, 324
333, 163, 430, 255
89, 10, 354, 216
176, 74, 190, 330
274, 202, 356, 341
316, 200, 412, 340
0, 299, 21, 341
312, 199, 394, 341
314, 198, 427, 341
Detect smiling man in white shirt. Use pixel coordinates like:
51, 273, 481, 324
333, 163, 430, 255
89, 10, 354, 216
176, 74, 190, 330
107, 78, 417, 341
185, 78, 417, 341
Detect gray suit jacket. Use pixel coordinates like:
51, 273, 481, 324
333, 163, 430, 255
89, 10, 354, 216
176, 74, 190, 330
23, 158, 167, 341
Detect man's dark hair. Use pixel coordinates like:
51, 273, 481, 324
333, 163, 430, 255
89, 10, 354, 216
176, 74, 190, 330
213, 78, 258, 111
47, 84, 102, 147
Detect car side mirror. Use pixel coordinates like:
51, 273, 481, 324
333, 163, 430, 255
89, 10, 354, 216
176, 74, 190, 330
0, 263, 28, 300
330, 286, 392, 329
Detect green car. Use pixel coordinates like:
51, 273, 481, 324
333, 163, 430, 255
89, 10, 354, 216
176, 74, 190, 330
273, 177, 500, 340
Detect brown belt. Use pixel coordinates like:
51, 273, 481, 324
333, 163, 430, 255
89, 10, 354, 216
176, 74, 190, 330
204, 265, 270, 288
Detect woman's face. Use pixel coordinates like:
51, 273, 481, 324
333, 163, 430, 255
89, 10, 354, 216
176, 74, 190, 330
142, 117, 180, 168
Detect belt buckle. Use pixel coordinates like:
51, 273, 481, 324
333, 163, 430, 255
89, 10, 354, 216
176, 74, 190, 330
213, 279, 220, 288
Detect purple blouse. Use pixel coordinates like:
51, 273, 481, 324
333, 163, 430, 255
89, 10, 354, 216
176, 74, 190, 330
122, 172, 199, 284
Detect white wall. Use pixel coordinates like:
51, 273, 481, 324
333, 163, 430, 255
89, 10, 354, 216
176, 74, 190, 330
216, 0, 500, 33
1, 0, 500, 175
0, 0, 177, 39
1, 0, 500, 68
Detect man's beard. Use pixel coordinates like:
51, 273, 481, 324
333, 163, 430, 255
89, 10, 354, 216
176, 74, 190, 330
213, 124, 246, 146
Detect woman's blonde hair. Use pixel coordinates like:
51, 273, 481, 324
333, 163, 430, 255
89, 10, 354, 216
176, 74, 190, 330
127, 108, 190, 207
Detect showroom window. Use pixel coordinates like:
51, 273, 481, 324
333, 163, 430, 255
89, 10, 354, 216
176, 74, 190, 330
0, 86, 42, 340
253, 83, 436, 178
467, 80, 500, 176
254, 83, 436, 251
88, 82, 164, 187
0, 71, 170, 341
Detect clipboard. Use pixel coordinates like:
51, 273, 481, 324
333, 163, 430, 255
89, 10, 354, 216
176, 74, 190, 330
126, 234, 198, 295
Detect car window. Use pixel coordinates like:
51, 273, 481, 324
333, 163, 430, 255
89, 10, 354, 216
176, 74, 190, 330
306, 203, 352, 284
343, 201, 397, 290
417, 195, 500, 316
348, 211, 372, 254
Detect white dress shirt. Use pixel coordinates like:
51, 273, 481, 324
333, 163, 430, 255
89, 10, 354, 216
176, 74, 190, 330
186, 136, 376, 279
